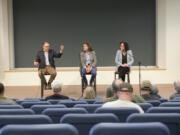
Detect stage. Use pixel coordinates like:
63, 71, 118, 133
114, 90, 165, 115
4, 84, 175, 100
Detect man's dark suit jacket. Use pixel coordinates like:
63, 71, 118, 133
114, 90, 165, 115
35, 49, 62, 69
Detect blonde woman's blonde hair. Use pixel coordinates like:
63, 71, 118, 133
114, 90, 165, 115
83, 86, 96, 99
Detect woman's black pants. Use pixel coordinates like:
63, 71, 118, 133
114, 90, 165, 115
118, 66, 130, 81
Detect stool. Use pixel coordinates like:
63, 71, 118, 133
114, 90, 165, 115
114, 71, 130, 83
40, 72, 50, 98
81, 72, 97, 96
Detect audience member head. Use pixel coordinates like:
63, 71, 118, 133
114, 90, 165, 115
116, 82, 133, 101
83, 86, 95, 99
106, 85, 113, 98
43, 41, 50, 52
151, 84, 159, 94
51, 80, 62, 94
141, 80, 152, 95
174, 80, 180, 93
0, 83, 5, 96
112, 79, 123, 93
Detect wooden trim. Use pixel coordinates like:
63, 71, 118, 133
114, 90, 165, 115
5, 67, 166, 72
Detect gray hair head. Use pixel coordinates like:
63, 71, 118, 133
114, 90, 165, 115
174, 80, 180, 92
151, 84, 159, 94
112, 79, 123, 93
51, 80, 62, 93
106, 85, 113, 98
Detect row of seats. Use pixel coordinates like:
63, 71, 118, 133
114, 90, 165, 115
0, 122, 169, 135
0, 113, 178, 135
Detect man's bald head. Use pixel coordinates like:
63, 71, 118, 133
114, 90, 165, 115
112, 79, 123, 93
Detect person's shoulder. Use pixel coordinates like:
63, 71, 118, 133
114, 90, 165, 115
91, 51, 96, 54
127, 50, 133, 54
102, 100, 118, 107
61, 95, 69, 99
116, 49, 121, 53
80, 51, 85, 55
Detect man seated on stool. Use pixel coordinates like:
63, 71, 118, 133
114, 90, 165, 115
103, 82, 144, 113
0, 83, 17, 104
34, 41, 64, 89
45, 80, 69, 100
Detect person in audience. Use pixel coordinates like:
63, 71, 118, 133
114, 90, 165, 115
105, 79, 146, 103
141, 80, 159, 101
45, 80, 69, 100
0, 83, 17, 104
83, 86, 96, 99
150, 84, 161, 99
115, 41, 134, 81
80, 42, 97, 87
170, 80, 180, 100
106, 85, 113, 98
102, 82, 144, 113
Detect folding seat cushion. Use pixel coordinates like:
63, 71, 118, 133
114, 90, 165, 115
1, 124, 78, 135
31, 104, 66, 114
95, 107, 140, 122
0, 115, 52, 128
0, 109, 35, 115
42, 108, 88, 123
61, 113, 119, 135
58, 101, 87, 107
89, 122, 170, 135
74, 104, 102, 113
147, 107, 180, 113
21, 101, 51, 108
127, 113, 180, 135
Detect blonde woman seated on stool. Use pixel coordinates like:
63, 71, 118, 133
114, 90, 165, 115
103, 82, 144, 114
83, 86, 96, 99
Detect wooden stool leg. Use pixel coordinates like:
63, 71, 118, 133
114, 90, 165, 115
127, 74, 130, 83
94, 77, 97, 96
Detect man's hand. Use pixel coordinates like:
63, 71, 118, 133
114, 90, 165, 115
34, 61, 39, 66
60, 45, 64, 53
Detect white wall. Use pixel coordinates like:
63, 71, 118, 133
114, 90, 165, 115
0, 0, 180, 86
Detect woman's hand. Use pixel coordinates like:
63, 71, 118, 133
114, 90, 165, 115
86, 65, 92, 73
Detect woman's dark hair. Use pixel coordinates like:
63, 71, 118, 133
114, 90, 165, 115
120, 41, 129, 52
83, 42, 93, 52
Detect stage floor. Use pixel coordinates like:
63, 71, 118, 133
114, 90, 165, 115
4, 84, 175, 100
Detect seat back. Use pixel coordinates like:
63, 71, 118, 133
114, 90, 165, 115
1, 124, 79, 135
21, 101, 51, 108
79, 99, 96, 104
0, 109, 35, 115
0, 115, 52, 128
58, 101, 87, 107
93, 101, 104, 104
147, 100, 161, 106
160, 102, 180, 107
74, 104, 102, 113
95, 107, 140, 122
42, 108, 88, 123
61, 113, 119, 135
147, 107, 180, 113
0, 105, 23, 109
31, 104, 66, 114
48, 99, 72, 104
89, 122, 170, 135
127, 113, 180, 135
137, 103, 153, 112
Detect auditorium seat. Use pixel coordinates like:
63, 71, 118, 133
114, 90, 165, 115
24, 98, 41, 101
16, 100, 41, 105
60, 113, 119, 135
159, 98, 168, 103
1, 124, 79, 135
171, 97, 180, 101
169, 100, 180, 102
0, 103, 14, 105
0, 105, 23, 109
58, 101, 87, 107
93, 101, 104, 104
48, 99, 72, 104
147, 100, 161, 106
74, 104, 102, 113
42, 108, 88, 123
127, 113, 180, 135
0, 115, 52, 128
21, 101, 51, 108
0, 109, 35, 115
89, 122, 170, 135
31, 104, 66, 114
160, 102, 180, 107
147, 107, 180, 113
95, 107, 140, 122
79, 99, 96, 104
137, 103, 153, 112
